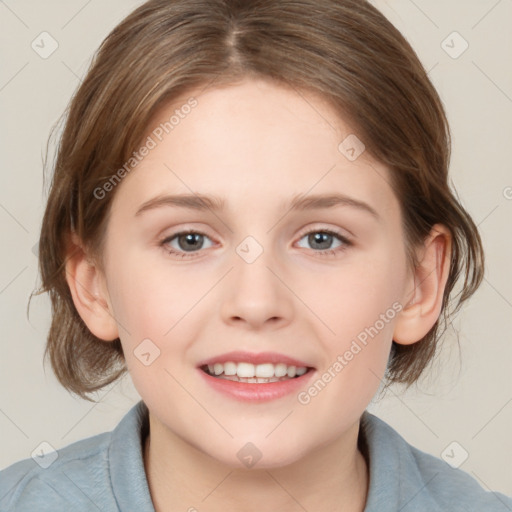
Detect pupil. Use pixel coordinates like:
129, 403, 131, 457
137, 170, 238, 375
180, 233, 202, 251
310, 232, 331, 250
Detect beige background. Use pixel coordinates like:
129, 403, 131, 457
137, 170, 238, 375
1, 0, 511, 498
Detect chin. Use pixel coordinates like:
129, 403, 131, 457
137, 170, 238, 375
204, 437, 310, 471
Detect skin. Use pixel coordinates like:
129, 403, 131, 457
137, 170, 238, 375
65, 77, 452, 511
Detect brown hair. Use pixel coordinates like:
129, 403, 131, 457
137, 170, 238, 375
30, 0, 484, 401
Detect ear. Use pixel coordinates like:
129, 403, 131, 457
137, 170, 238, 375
64, 232, 119, 341
393, 223, 452, 345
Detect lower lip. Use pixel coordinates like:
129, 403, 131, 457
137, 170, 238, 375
197, 368, 316, 402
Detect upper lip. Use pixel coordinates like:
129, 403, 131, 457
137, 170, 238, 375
197, 351, 314, 368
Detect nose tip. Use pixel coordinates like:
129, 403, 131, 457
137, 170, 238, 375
221, 263, 293, 330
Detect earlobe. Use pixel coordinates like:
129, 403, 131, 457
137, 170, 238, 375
393, 224, 452, 345
64, 232, 119, 341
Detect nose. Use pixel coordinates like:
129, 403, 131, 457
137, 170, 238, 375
220, 240, 294, 330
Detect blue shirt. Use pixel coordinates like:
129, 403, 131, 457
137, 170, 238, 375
1, 400, 511, 511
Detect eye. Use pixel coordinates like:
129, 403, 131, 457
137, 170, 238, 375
295, 227, 352, 257
161, 229, 214, 259
160, 226, 352, 259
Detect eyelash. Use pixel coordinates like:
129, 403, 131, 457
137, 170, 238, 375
160, 227, 353, 260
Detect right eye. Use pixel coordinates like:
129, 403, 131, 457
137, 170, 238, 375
160, 229, 215, 259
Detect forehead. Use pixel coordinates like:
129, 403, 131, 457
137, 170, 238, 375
110, 77, 398, 220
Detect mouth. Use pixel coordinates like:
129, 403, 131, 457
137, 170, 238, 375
199, 362, 314, 384
196, 353, 317, 402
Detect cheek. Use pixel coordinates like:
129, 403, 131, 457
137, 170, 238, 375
300, 248, 404, 337
103, 253, 193, 373
300, 250, 404, 394
106, 254, 219, 384
106, 247, 195, 333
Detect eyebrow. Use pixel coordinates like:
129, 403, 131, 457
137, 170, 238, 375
134, 192, 380, 220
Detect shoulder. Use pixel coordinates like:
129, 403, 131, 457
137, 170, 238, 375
406, 437, 512, 511
0, 401, 152, 512
361, 411, 512, 512
0, 431, 118, 512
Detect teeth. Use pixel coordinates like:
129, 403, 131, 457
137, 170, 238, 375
274, 363, 288, 377
203, 361, 309, 379
237, 362, 255, 378
224, 361, 237, 376
217, 375, 287, 383
252, 363, 274, 378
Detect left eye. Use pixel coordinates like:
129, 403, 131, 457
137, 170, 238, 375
160, 228, 352, 259
295, 228, 351, 255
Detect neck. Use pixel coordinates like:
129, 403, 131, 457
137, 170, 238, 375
143, 414, 369, 512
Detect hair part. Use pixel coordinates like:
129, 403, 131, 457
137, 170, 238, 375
30, 0, 484, 401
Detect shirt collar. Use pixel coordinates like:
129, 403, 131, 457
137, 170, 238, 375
108, 400, 442, 512
109, 400, 154, 511
360, 410, 442, 512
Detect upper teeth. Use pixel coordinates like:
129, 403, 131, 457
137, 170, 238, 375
207, 362, 308, 378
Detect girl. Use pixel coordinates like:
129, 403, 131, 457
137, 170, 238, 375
1, 0, 510, 510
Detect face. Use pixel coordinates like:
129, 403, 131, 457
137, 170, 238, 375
98, 77, 412, 467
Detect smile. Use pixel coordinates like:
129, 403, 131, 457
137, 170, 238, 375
201, 361, 309, 382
